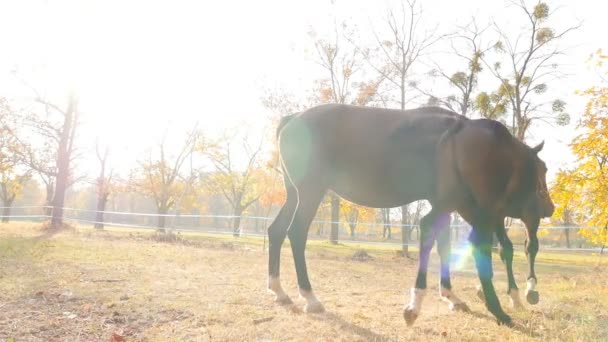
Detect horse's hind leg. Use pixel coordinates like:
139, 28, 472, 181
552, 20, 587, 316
404, 208, 450, 325
267, 187, 298, 305
287, 186, 325, 313
436, 222, 469, 312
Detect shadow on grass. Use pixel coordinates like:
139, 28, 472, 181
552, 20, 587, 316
308, 311, 392, 341
461, 309, 542, 338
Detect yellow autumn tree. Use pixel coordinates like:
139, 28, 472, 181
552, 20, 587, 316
0, 98, 31, 223
552, 49, 608, 254
204, 128, 267, 237
340, 200, 376, 239
131, 128, 201, 229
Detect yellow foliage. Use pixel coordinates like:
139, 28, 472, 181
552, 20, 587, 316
578, 227, 608, 248
551, 50, 608, 248
0, 98, 31, 204
538, 228, 550, 238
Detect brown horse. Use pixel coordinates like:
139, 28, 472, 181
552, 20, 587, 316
267, 104, 554, 326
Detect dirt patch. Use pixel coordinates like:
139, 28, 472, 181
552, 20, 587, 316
351, 249, 373, 262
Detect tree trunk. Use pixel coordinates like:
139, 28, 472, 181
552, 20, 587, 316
233, 206, 243, 237
382, 208, 391, 239
50, 98, 77, 229
330, 193, 339, 244
51, 164, 67, 228
401, 205, 409, 256
157, 205, 168, 230
44, 182, 54, 217
564, 227, 571, 248
94, 194, 108, 229
563, 209, 572, 249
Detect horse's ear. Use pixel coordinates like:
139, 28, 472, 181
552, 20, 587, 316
532, 141, 544, 154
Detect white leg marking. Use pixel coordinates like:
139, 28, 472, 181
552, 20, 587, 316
508, 289, 525, 309
439, 286, 468, 311
405, 288, 427, 315
299, 288, 324, 313
526, 278, 537, 293
268, 276, 292, 304
525, 277, 540, 304
403, 288, 426, 325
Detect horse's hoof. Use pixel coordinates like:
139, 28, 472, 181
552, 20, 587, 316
451, 302, 471, 312
526, 290, 539, 305
497, 314, 514, 327
403, 307, 418, 326
304, 301, 325, 313
275, 295, 294, 305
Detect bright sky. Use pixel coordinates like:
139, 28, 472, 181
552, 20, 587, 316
0, 0, 605, 180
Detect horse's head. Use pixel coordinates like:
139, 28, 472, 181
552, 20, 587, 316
520, 141, 555, 227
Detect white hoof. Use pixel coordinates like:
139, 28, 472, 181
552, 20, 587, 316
304, 300, 325, 313
439, 287, 469, 312
299, 289, 324, 313
403, 288, 426, 326
273, 292, 293, 305
268, 277, 292, 305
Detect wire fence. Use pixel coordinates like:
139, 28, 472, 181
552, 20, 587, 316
0, 205, 604, 252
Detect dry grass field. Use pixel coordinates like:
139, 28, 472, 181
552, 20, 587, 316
1, 222, 607, 341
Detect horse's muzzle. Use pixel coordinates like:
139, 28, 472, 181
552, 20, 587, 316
543, 202, 555, 218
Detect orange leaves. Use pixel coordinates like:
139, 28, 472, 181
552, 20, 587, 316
110, 332, 125, 342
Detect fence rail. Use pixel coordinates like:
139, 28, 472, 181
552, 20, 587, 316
0, 205, 604, 252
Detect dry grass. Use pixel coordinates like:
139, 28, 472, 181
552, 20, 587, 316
0, 222, 607, 341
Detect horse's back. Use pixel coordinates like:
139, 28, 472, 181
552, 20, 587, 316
278, 104, 466, 207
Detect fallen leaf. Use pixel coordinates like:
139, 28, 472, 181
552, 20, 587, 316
110, 332, 125, 342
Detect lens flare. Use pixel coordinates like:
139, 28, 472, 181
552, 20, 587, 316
451, 242, 473, 271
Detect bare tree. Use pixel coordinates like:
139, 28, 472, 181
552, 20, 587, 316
205, 128, 266, 237
93, 143, 114, 229
133, 128, 200, 229
421, 20, 507, 120
483, 1, 580, 140
24, 93, 81, 229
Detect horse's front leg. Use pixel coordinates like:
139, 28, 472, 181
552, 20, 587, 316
496, 220, 524, 309
436, 224, 470, 312
522, 216, 541, 305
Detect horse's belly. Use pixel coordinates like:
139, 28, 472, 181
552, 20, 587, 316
329, 166, 434, 208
